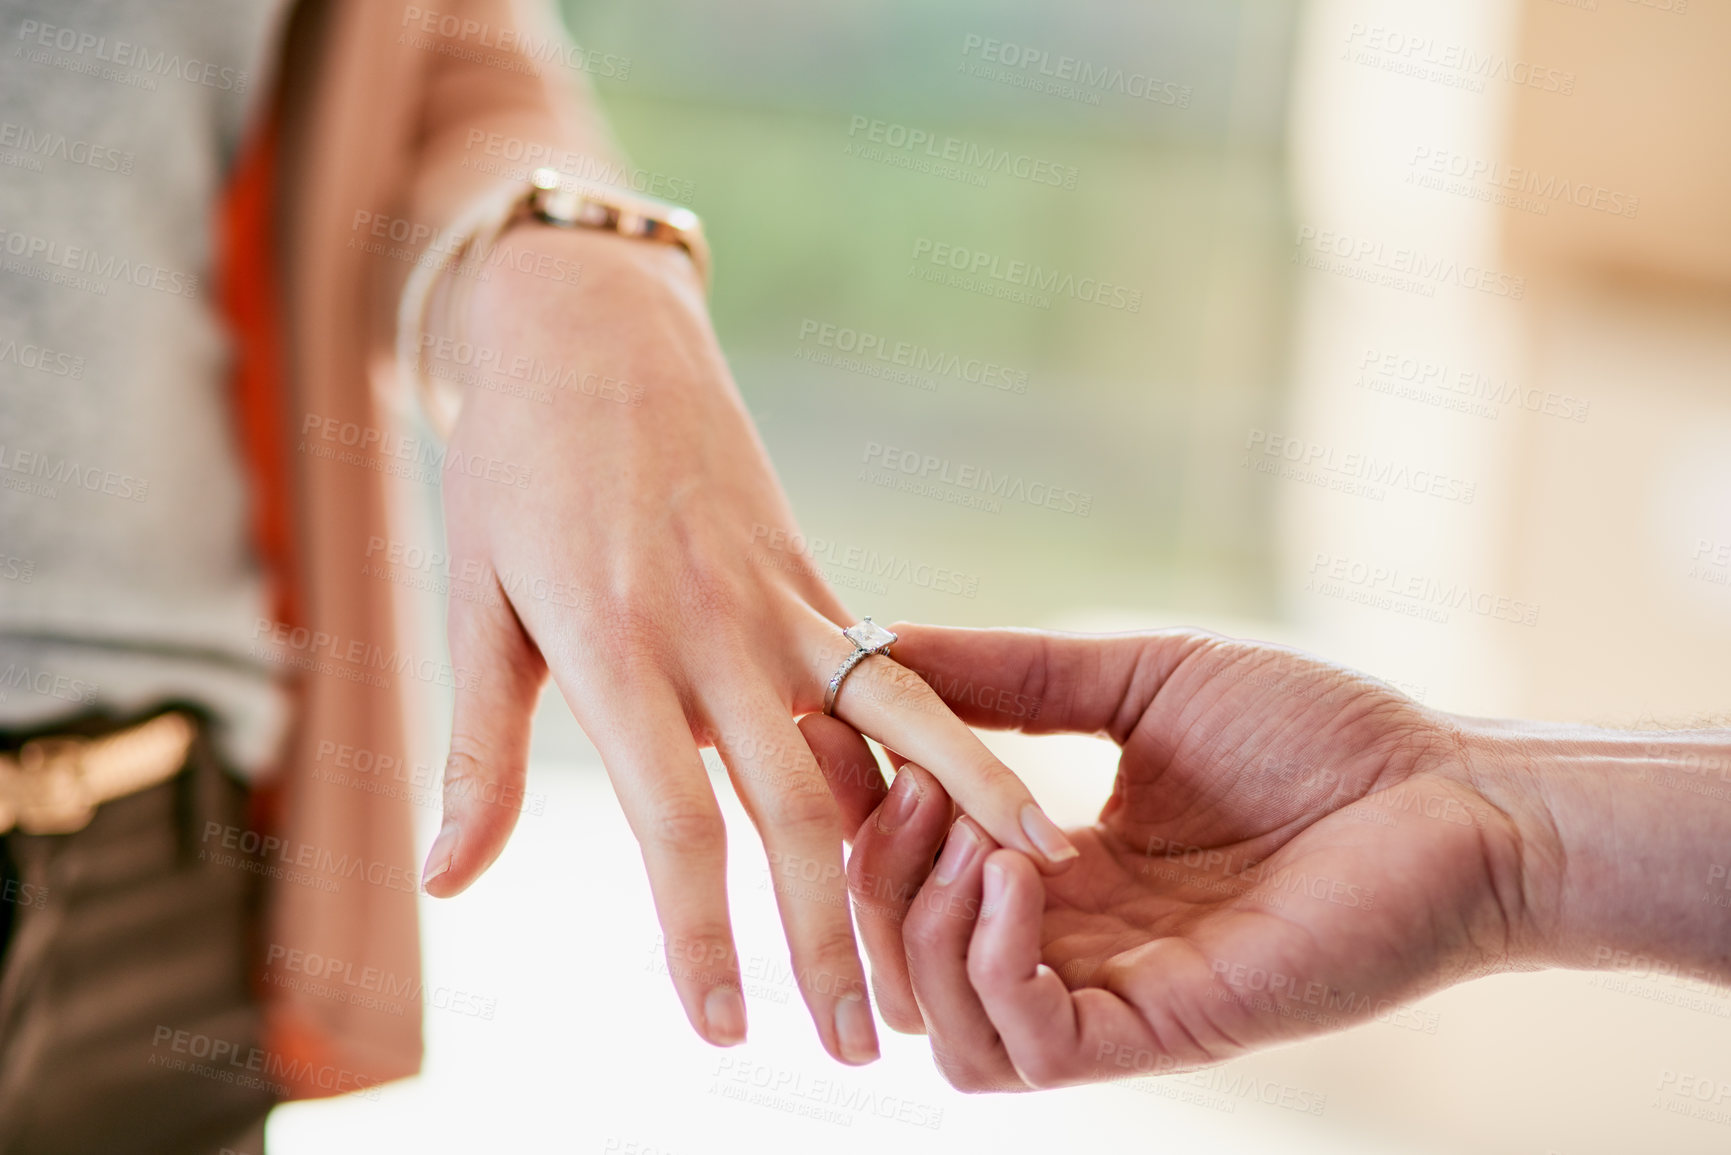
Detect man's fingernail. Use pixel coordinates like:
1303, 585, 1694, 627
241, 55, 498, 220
705, 986, 747, 1046
932, 820, 980, 887
421, 819, 460, 893
980, 858, 1007, 919
875, 767, 922, 834
1020, 804, 1078, 865
835, 993, 879, 1064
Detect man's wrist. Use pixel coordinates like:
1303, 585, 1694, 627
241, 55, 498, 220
1462, 718, 1731, 983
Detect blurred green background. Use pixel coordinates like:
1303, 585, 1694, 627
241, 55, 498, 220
560, 0, 1300, 626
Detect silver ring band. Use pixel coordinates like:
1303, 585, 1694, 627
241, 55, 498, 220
823, 618, 899, 716
823, 649, 873, 715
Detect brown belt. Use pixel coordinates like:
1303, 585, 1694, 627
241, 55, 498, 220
0, 712, 196, 836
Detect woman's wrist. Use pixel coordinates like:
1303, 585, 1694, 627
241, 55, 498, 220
1461, 717, 1731, 982
425, 220, 708, 382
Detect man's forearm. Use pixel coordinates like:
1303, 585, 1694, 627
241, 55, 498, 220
1473, 720, 1731, 984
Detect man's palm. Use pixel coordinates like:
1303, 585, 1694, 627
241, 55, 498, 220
838, 626, 1530, 1089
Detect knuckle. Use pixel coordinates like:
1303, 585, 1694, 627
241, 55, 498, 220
876, 994, 927, 1036
1012, 1050, 1069, 1090
440, 742, 494, 809
643, 798, 726, 858
765, 847, 845, 902
901, 902, 952, 961
964, 751, 1020, 794
869, 662, 943, 716
677, 565, 747, 626
661, 926, 737, 986
843, 848, 886, 898
795, 930, 866, 998
965, 941, 1016, 993
582, 601, 668, 671
932, 1048, 997, 1094
765, 780, 840, 835
848, 859, 918, 919
843, 848, 875, 895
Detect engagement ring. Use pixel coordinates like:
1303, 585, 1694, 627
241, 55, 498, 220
823, 618, 899, 715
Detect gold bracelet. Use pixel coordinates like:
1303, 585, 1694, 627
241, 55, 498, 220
396, 167, 709, 442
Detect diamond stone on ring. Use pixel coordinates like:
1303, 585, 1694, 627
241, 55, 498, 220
823, 618, 899, 715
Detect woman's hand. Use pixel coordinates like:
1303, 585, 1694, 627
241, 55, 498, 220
813, 624, 1562, 1089
420, 228, 1076, 1065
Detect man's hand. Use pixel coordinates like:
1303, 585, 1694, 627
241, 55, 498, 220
418, 228, 1076, 1065
814, 624, 1558, 1089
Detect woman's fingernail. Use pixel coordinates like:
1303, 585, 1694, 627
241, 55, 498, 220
1020, 804, 1079, 866
932, 820, 980, 887
705, 986, 747, 1046
981, 858, 1007, 919
835, 993, 880, 1064
421, 819, 461, 893
875, 767, 922, 834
